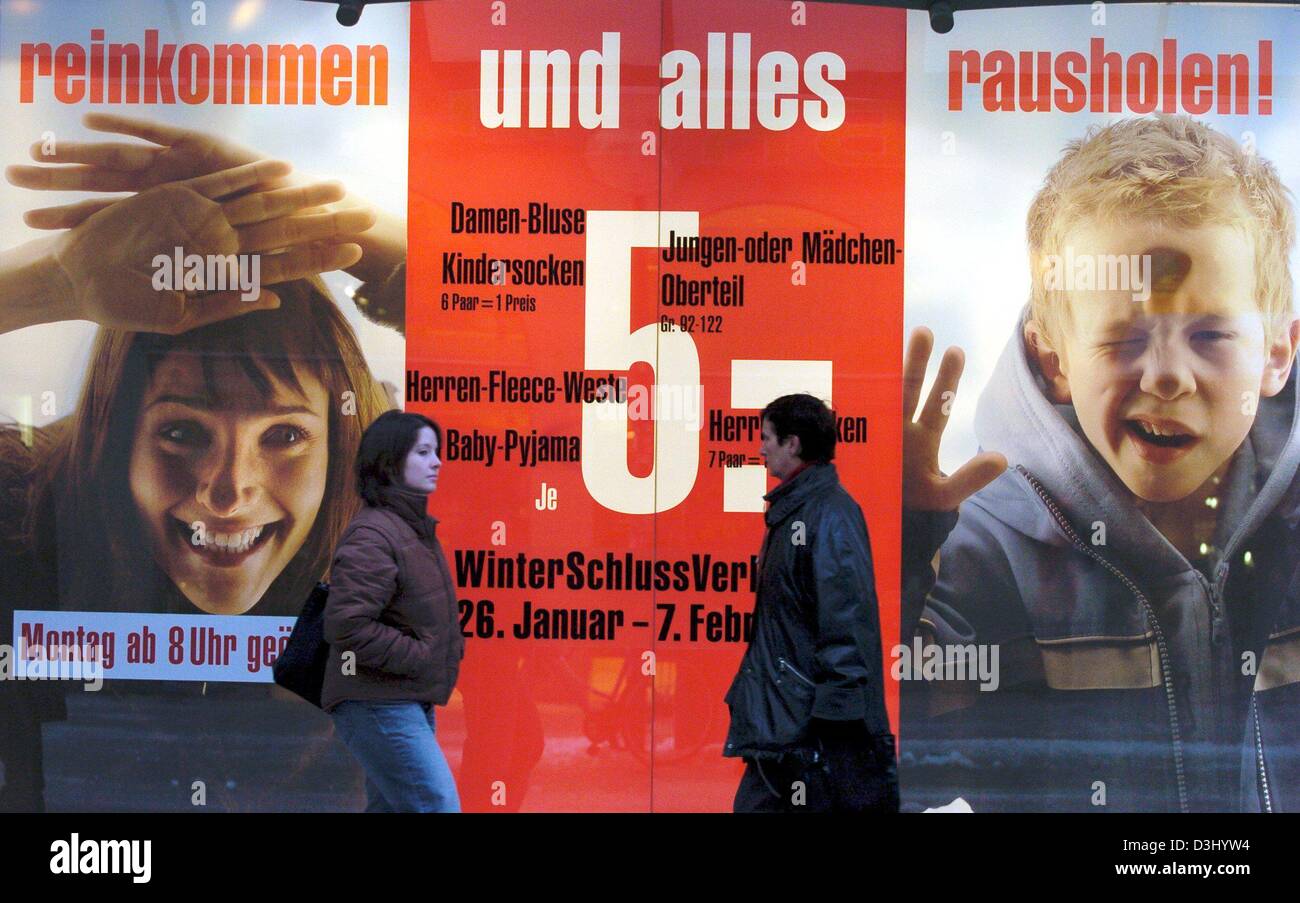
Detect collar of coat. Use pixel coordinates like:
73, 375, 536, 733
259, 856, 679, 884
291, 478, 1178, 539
763, 462, 839, 526
374, 484, 438, 541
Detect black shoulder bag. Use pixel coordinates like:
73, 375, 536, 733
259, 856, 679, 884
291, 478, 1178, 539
272, 581, 331, 708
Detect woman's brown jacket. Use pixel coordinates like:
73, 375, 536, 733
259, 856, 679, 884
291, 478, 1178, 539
321, 487, 464, 712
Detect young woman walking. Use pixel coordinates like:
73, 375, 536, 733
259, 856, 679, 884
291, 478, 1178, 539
324, 411, 465, 812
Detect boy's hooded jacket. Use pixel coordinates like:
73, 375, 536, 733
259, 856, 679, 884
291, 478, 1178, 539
902, 309, 1300, 812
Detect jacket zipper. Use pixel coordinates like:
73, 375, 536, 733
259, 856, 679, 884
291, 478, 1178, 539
1191, 567, 1271, 811
1018, 466, 1189, 813
778, 656, 817, 688
776, 656, 824, 766
1208, 550, 1274, 812
1251, 693, 1274, 812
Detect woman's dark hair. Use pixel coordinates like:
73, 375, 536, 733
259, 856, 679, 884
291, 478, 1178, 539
356, 410, 442, 505
761, 393, 837, 464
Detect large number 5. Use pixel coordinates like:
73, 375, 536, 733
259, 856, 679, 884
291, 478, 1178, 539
582, 211, 701, 514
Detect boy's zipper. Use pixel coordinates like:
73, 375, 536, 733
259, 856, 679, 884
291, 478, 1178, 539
1189, 567, 1271, 811
1209, 498, 1278, 811
778, 656, 816, 688
1018, 466, 1189, 813
1189, 568, 1224, 738
1186, 531, 1275, 812
1191, 569, 1224, 645
1211, 550, 1274, 812
1251, 693, 1274, 812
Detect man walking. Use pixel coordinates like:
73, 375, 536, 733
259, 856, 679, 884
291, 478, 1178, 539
724, 393, 898, 813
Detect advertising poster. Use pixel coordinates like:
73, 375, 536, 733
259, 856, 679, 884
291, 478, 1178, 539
409, 0, 904, 810
0, 0, 410, 810
12, 0, 1289, 822
901, 4, 1300, 814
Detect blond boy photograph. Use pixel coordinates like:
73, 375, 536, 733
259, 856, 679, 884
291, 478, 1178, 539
902, 115, 1300, 812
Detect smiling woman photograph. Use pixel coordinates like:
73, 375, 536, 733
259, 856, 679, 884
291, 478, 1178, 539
18, 277, 392, 617
0, 116, 404, 616
0, 115, 406, 811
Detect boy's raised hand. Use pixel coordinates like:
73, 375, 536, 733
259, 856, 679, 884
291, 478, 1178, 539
903, 327, 1007, 511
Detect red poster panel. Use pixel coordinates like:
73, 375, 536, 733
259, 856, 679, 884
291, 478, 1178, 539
653, 0, 906, 811
409, 0, 904, 811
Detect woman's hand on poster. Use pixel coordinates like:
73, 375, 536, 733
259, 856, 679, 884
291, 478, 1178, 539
903, 327, 1006, 511
43, 159, 375, 335
8, 112, 265, 194
8, 113, 406, 284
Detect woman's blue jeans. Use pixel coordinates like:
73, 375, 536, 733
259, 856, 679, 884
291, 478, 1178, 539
330, 700, 461, 813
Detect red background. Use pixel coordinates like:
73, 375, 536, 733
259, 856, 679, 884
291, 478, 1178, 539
408, 0, 905, 811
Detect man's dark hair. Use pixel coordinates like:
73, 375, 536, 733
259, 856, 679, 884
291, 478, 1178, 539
355, 410, 442, 505
761, 393, 836, 464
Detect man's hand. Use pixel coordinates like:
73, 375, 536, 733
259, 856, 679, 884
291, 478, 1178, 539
903, 326, 1007, 511
809, 719, 899, 813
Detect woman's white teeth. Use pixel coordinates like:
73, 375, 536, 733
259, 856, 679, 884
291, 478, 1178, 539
1136, 422, 1180, 437
191, 524, 264, 554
